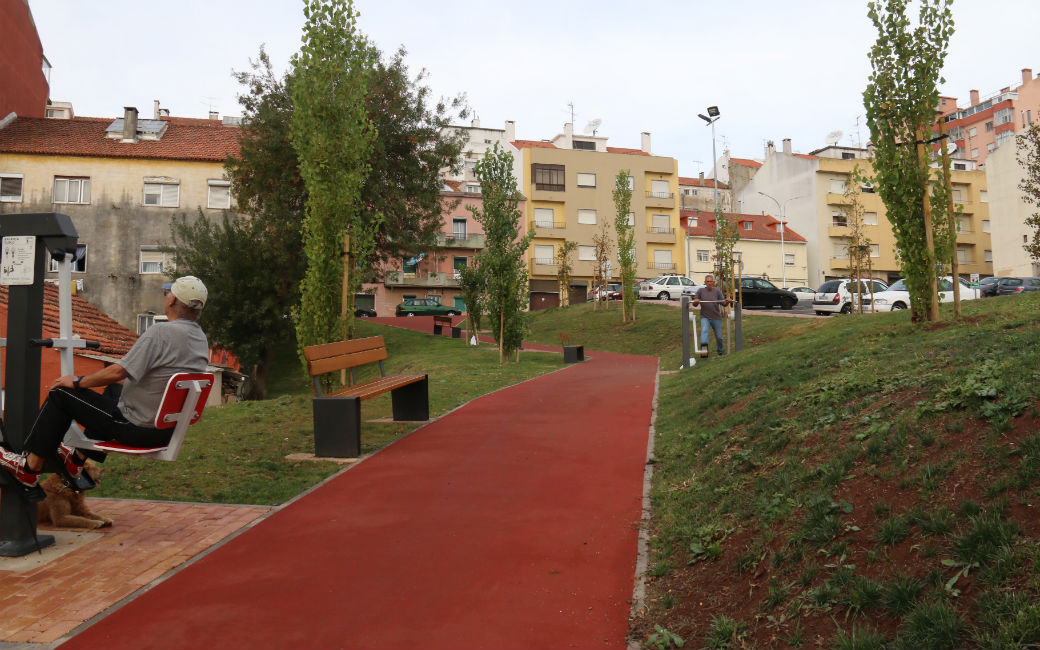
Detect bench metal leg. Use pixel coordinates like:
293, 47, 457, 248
433, 324, 443, 335
391, 375, 429, 421
313, 396, 361, 458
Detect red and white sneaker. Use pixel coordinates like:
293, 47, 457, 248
56, 443, 85, 479
0, 447, 40, 488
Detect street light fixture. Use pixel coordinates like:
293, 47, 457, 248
757, 191, 803, 288
698, 107, 722, 228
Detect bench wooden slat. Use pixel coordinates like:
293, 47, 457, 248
307, 348, 387, 377
326, 374, 425, 400
304, 336, 388, 377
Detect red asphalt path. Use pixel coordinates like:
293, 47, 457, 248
61, 327, 658, 649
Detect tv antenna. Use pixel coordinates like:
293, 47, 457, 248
826, 130, 843, 146
583, 118, 602, 135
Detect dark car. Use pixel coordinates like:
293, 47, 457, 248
738, 277, 798, 310
355, 306, 377, 318
995, 277, 1040, 296
395, 298, 461, 317
978, 276, 1004, 297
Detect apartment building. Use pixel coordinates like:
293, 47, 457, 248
0, 0, 49, 119
940, 68, 1040, 166
985, 137, 1039, 276
0, 105, 240, 330
683, 209, 808, 287
440, 118, 522, 192
515, 124, 682, 307
678, 175, 732, 212
738, 140, 992, 287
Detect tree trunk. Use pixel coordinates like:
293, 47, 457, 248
249, 346, 277, 401
916, 127, 940, 321
940, 120, 961, 317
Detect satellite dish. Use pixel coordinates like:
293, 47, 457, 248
826, 130, 843, 145
584, 118, 602, 135
946, 141, 958, 155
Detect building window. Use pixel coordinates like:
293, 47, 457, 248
452, 256, 467, 279
0, 173, 23, 202
984, 249, 993, 263
831, 211, 848, 227
986, 142, 996, 153
452, 218, 467, 239
49, 243, 87, 272
863, 211, 879, 225
952, 187, 965, 202
53, 176, 90, 204
870, 244, 881, 258
690, 217, 698, 227
534, 245, 555, 265
785, 253, 795, 266
833, 243, 849, 259
651, 214, 670, 233
980, 190, 988, 203
533, 207, 555, 227
137, 314, 158, 335
957, 247, 971, 264
954, 163, 966, 170
140, 246, 172, 274
861, 182, 876, 193
626, 212, 635, 226
465, 183, 481, 194
650, 180, 670, 198
627, 175, 635, 191
577, 209, 597, 225
829, 179, 846, 194
652, 249, 673, 270
994, 107, 1013, 126
982, 219, 990, 233
995, 131, 1014, 148
743, 221, 753, 231
576, 173, 596, 187
696, 249, 710, 263
143, 178, 180, 207
578, 245, 596, 261
842, 152, 855, 160
985, 121, 993, 132
968, 126, 977, 138
970, 148, 979, 159
533, 164, 565, 191
207, 180, 231, 209
572, 140, 595, 151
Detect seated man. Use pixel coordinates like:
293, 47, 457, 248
1, 276, 210, 488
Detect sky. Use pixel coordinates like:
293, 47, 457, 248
28, 0, 1040, 178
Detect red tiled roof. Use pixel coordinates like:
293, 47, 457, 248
729, 157, 762, 169
0, 283, 137, 358
681, 209, 807, 243
793, 153, 818, 161
511, 139, 556, 149
0, 116, 240, 162
605, 147, 650, 156
678, 176, 729, 190
442, 179, 463, 192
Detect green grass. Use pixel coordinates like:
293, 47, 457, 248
97, 320, 562, 504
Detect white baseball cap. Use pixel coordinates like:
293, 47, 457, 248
170, 276, 208, 309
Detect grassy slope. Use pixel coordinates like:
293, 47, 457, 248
98, 320, 561, 505
631, 294, 1040, 649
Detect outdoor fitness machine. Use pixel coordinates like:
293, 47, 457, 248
0, 212, 81, 556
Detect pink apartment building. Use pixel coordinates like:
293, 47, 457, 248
939, 67, 1039, 166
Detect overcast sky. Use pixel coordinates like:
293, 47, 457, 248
29, 0, 1040, 178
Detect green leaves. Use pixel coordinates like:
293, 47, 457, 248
613, 170, 637, 322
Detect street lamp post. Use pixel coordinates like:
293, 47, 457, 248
757, 191, 802, 288
697, 107, 721, 220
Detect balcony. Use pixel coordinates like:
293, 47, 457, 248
647, 262, 677, 272
644, 191, 675, 208
826, 193, 852, 205
531, 258, 558, 276
384, 270, 459, 288
645, 226, 676, 243
828, 224, 851, 237
436, 232, 486, 249
529, 220, 567, 239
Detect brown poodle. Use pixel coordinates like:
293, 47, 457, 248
37, 462, 113, 529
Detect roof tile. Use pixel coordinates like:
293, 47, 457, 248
681, 208, 807, 243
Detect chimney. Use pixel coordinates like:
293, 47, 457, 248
782, 138, 792, 155
153, 100, 160, 119
766, 140, 776, 156
209, 110, 219, 120
641, 131, 651, 153
504, 120, 515, 142
564, 122, 573, 136
471, 117, 481, 128
1027, 69, 1036, 84
122, 106, 138, 142
699, 171, 705, 180
970, 89, 980, 105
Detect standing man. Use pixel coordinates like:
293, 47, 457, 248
0, 276, 209, 488
692, 274, 731, 357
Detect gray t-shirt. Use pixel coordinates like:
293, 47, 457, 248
116, 319, 209, 427
694, 286, 726, 321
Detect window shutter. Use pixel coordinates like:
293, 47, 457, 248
161, 183, 179, 207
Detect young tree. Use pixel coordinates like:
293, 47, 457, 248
592, 224, 613, 311
863, 0, 955, 322
842, 165, 874, 313
555, 240, 577, 308
711, 210, 740, 297
1018, 123, 1040, 265
291, 0, 376, 361
613, 170, 637, 322
467, 144, 533, 362
457, 263, 484, 342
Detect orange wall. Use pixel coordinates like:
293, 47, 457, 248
0, 0, 49, 118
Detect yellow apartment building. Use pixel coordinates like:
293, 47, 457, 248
513, 126, 682, 306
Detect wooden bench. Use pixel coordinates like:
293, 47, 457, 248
303, 336, 429, 457
433, 315, 462, 338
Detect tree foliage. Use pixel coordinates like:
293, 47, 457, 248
1018, 123, 1040, 265
842, 165, 874, 313
863, 0, 955, 322
457, 263, 484, 341
591, 224, 613, 311
467, 144, 533, 361
711, 209, 740, 297
613, 170, 637, 322
555, 240, 577, 308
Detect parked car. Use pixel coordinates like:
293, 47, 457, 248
813, 278, 890, 315
978, 276, 1004, 297
738, 277, 798, 309
788, 286, 816, 302
395, 298, 461, 317
995, 277, 1040, 295
355, 306, 377, 318
588, 283, 623, 301
871, 276, 982, 312
638, 275, 697, 300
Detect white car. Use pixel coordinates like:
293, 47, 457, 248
788, 286, 816, 302
639, 275, 697, 300
872, 276, 982, 312
813, 279, 890, 315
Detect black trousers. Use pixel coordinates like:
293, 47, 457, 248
23, 387, 172, 461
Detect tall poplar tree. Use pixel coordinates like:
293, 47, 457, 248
467, 144, 533, 362
613, 170, 637, 322
863, 0, 955, 322
291, 0, 376, 361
